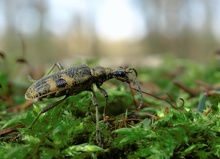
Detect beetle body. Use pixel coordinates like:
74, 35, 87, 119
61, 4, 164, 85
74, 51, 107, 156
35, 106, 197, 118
25, 63, 142, 146
25, 64, 133, 100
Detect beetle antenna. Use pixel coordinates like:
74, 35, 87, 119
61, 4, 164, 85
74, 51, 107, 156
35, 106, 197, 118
127, 68, 143, 109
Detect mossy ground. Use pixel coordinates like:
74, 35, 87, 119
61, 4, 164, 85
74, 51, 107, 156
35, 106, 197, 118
1, 57, 220, 158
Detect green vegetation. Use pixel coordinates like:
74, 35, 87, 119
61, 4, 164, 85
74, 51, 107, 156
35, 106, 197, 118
1, 56, 220, 159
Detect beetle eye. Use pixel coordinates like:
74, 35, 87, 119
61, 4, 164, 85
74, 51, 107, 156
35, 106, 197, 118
113, 71, 126, 77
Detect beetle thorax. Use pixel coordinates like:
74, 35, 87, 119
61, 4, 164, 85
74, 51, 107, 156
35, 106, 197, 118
90, 66, 113, 85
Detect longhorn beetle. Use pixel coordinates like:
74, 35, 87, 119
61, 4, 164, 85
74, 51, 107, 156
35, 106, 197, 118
25, 62, 143, 146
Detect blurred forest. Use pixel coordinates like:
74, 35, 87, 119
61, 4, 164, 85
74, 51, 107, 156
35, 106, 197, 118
2, 1, 220, 158
0, 0, 220, 68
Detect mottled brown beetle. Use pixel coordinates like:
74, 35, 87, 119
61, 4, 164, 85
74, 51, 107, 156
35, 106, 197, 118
25, 62, 143, 146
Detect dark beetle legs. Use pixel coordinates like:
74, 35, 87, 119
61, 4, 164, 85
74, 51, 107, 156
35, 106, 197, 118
90, 88, 102, 146
28, 96, 68, 129
97, 86, 108, 118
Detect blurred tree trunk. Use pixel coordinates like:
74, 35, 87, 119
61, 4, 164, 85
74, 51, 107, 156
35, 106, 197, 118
3, 0, 19, 54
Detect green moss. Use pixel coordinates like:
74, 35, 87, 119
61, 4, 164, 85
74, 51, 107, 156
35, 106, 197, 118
1, 58, 220, 158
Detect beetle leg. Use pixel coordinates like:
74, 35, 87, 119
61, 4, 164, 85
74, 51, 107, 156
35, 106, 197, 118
90, 89, 101, 146
27, 75, 38, 82
97, 86, 108, 119
28, 96, 68, 129
45, 62, 64, 76
28, 62, 64, 82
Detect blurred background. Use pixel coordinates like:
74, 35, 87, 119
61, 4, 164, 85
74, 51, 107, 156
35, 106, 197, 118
0, 0, 220, 68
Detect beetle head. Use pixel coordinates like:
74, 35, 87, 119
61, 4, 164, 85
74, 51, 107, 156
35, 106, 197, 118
111, 67, 137, 83
112, 67, 143, 109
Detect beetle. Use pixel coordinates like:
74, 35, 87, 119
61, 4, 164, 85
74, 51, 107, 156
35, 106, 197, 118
25, 62, 143, 146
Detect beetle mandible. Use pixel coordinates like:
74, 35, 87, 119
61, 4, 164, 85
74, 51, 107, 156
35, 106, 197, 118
25, 62, 143, 146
